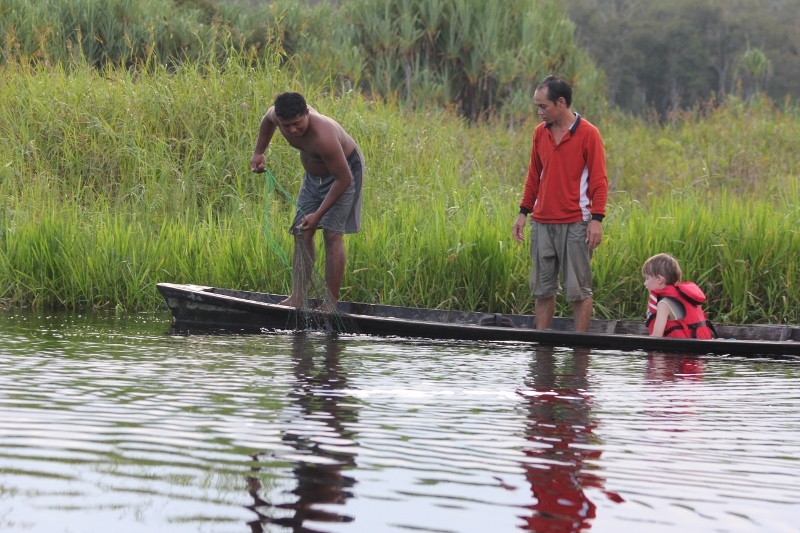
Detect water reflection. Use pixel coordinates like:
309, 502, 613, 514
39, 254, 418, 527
643, 352, 706, 422
246, 334, 358, 532
518, 346, 623, 532
646, 353, 705, 382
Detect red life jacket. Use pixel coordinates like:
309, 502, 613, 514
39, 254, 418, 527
645, 282, 716, 339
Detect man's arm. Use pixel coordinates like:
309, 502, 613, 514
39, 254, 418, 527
513, 128, 543, 242
585, 128, 608, 221
585, 127, 608, 250
250, 107, 278, 173
519, 128, 543, 215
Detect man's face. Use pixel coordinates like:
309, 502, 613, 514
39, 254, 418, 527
277, 112, 309, 137
533, 88, 562, 124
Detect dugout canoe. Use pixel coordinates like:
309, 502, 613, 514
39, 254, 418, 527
156, 283, 800, 357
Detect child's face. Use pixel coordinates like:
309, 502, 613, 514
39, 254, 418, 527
644, 274, 666, 292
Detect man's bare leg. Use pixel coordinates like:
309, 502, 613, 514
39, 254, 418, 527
573, 296, 593, 332
321, 230, 345, 310
279, 229, 316, 307
535, 296, 556, 330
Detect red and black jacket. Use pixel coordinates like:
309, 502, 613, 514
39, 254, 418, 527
646, 282, 716, 339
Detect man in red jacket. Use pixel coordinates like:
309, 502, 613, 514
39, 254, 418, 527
512, 76, 608, 332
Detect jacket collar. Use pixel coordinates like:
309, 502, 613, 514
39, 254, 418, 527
544, 113, 582, 134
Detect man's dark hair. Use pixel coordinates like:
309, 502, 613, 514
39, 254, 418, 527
274, 92, 308, 119
536, 75, 572, 107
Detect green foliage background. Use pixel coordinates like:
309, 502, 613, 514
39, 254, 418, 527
1, 0, 798, 325
1, 0, 605, 122
563, 0, 800, 117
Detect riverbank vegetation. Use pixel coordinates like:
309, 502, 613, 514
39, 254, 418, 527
1, 0, 604, 122
1, 0, 798, 325
563, 0, 800, 118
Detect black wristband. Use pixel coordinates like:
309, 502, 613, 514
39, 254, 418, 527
591, 214, 604, 222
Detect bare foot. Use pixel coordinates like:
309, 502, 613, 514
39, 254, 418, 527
277, 297, 301, 308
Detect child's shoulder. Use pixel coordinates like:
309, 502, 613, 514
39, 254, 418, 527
659, 297, 686, 320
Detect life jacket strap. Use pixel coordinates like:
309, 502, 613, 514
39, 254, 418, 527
688, 320, 718, 339
663, 324, 685, 336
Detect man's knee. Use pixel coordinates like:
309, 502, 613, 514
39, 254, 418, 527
322, 230, 344, 247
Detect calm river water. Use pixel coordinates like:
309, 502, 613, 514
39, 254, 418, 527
1, 310, 798, 533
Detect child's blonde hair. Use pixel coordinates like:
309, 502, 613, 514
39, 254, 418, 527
642, 253, 682, 285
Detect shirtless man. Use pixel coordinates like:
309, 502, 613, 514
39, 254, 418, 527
250, 92, 364, 308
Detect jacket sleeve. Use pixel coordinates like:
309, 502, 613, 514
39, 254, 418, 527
585, 128, 608, 218
519, 128, 542, 215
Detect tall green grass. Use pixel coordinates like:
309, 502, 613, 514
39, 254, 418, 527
595, 190, 800, 324
602, 98, 800, 197
0, 51, 798, 324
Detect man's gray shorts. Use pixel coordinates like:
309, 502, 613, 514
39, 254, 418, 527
529, 220, 593, 301
291, 148, 364, 234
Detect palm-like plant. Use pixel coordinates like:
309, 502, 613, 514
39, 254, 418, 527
738, 45, 771, 100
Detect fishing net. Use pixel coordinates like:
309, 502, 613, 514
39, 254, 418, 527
260, 168, 359, 334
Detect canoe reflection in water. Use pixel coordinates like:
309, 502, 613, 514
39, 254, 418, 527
518, 347, 623, 532
246, 334, 358, 532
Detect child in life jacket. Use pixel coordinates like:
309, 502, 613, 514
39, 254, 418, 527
641, 253, 716, 339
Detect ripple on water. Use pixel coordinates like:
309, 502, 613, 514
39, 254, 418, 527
1, 313, 799, 533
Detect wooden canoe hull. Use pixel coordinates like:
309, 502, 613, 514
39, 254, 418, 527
156, 283, 800, 357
